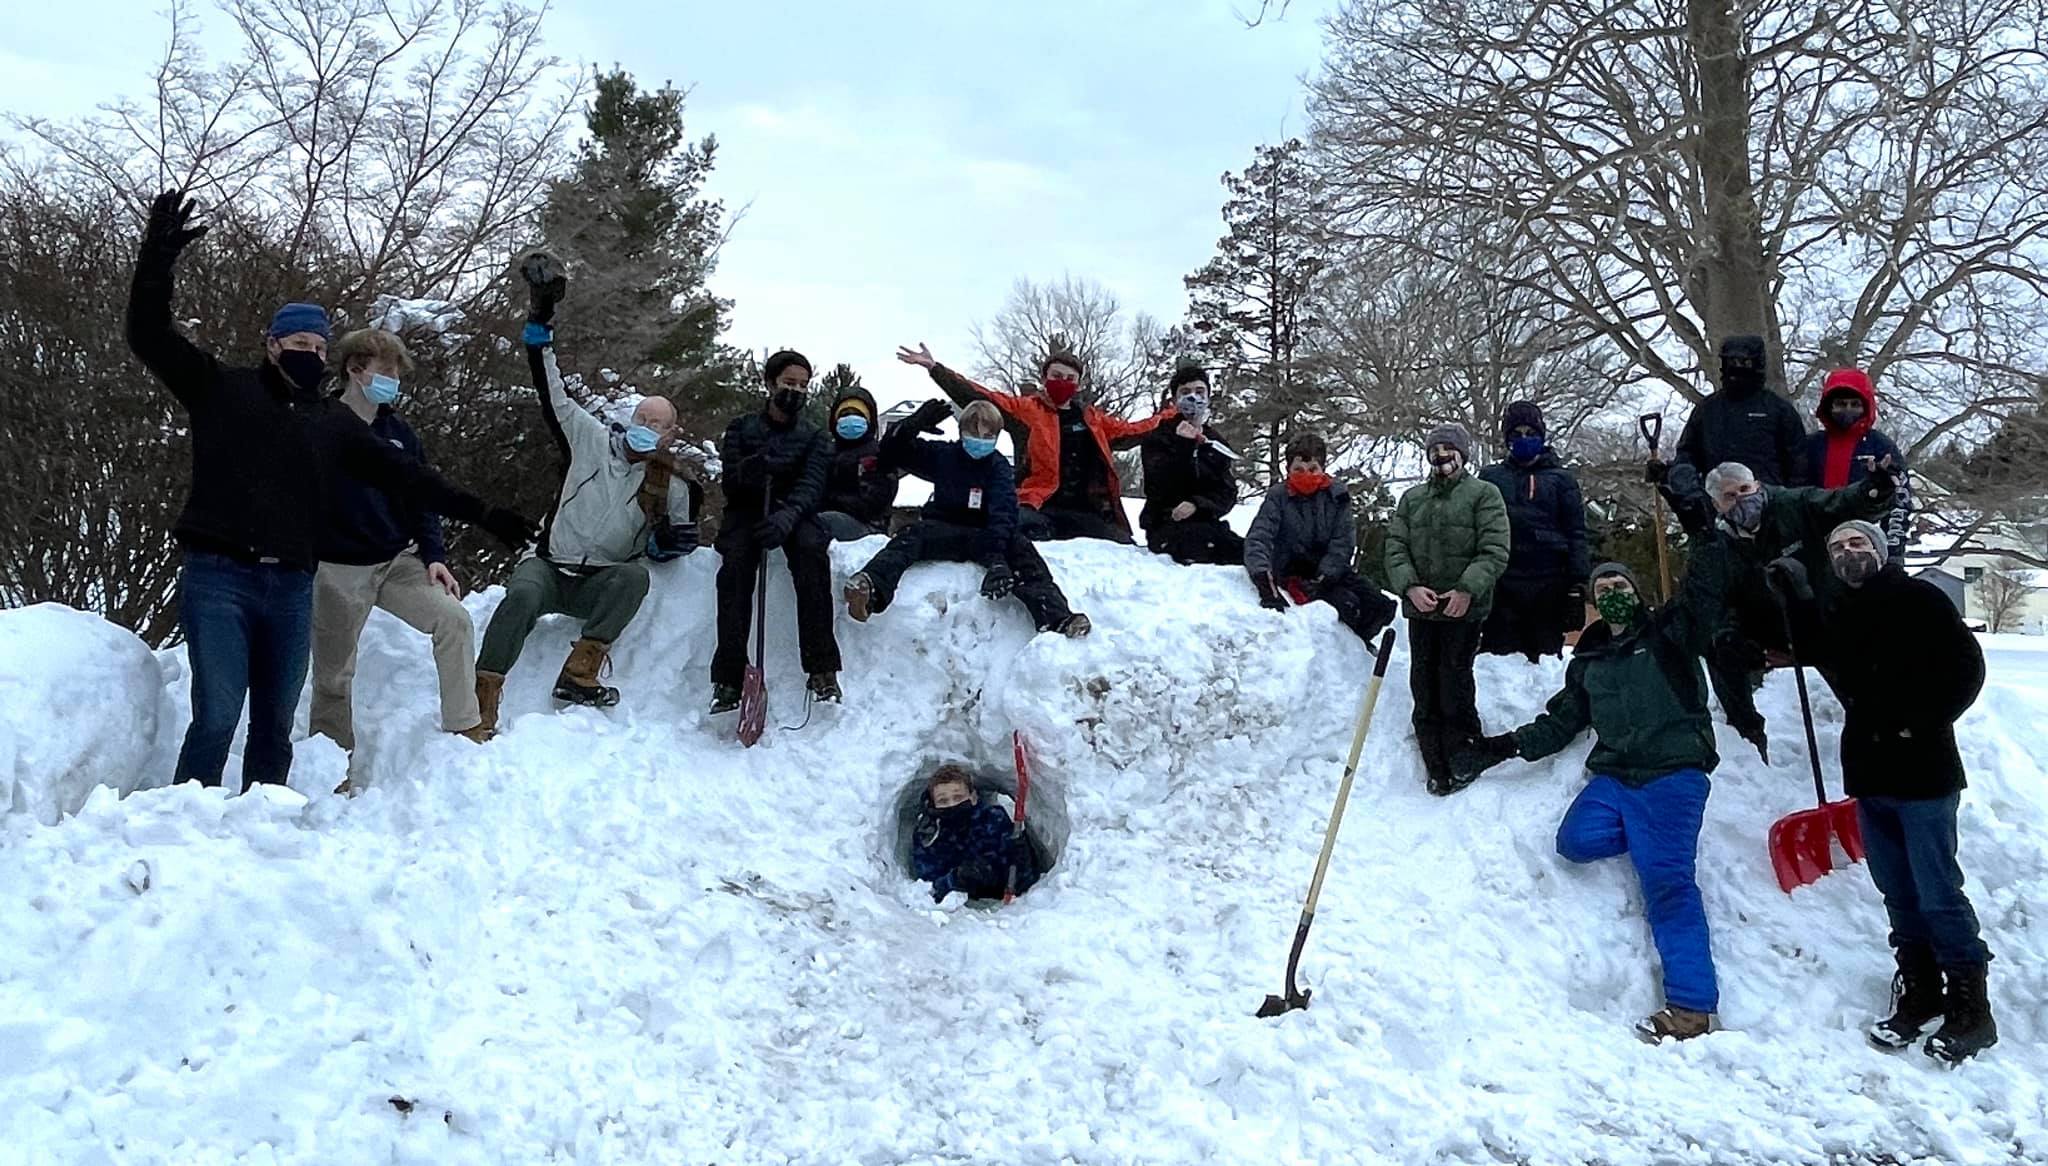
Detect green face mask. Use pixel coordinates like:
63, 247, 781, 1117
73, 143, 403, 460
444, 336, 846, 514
1595, 587, 1642, 628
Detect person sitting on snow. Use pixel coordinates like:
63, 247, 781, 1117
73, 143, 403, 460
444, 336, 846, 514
471, 257, 698, 737
311, 328, 489, 758
1789, 367, 1913, 561
843, 400, 1091, 638
1138, 364, 1244, 565
1789, 521, 1996, 1065
710, 349, 842, 712
896, 341, 1176, 543
1453, 559, 1733, 1044
814, 380, 899, 540
1243, 432, 1398, 650
1385, 422, 1511, 796
911, 765, 1039, 902
1478, 401, 1589, 662
128, 190, 533, 791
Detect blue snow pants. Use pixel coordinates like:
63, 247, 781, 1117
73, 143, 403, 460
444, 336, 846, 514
1555, 769, 1718, 1013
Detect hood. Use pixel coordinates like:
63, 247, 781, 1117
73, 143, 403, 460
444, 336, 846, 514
830, 384, 880, 441
1816, 368, 1878, 436
1500, 400, 1546, 442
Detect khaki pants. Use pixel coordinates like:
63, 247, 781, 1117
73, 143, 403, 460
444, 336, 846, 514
311, 553, 479, 748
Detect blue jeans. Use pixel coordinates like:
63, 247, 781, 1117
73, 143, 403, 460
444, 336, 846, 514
1858, 794, 1992, 967
1556, 770, 1718, 1013
174, 552, 314, 789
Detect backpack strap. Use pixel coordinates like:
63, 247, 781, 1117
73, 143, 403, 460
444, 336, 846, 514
637, 452, 676, 526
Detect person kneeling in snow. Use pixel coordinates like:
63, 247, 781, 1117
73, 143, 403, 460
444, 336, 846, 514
843, 400, 1090, 638
1243, 432, 1397, 652
471, 257, 699, 736
912, 765, 1039, 901
1454, 560, 1730, 1044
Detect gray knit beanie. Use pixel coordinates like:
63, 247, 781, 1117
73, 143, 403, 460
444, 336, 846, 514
1829, 520, 1889, 567
1424, 423, 1475, 464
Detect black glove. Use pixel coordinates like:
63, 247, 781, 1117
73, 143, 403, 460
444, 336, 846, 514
1736, 719, 1770, 763
479, 507, 537, 550
1452, 732, 1520, 781
1253, 572, 1289, 611
908, 398, 953, 434
142, 190, 208, 259
753, 509, 796, 548
1644, 458, 1669, 485
1765, 555, 1812, 603
648, 518, 698, 561
1865, 456, 1899, 501
520, 251, 567, 325
981, 563, 1015, 599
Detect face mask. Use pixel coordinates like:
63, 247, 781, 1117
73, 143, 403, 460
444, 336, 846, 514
1509, 435, 1545, 463
835, 415, 870, 441
1176, 392, 1210, 425
771, 387, 806, 418
1595, 587, 1642, 628
1432, 452, 1462, 477
1723, 367, 1765, 395
1044, 377, 1080, 408
962, 435, 998, 460
364, 373, 401, 405
277, 349, 325, 393
1829, 402, 1867, 430
1833, 549, 1883, 587
1286, 468, 1332, 497
1725, 490, 1766, 533
624, 424, 660, 454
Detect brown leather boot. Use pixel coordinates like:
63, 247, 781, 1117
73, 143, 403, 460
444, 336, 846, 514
553, 639, 620, 707
1635, 1005, 1715, 1044
458, 671, 505, 742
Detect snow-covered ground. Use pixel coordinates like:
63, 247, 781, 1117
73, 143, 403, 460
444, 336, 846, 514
2, 545, 2044, 1165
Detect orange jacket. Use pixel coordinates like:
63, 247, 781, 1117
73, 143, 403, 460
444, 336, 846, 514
929, 365, 1175, 530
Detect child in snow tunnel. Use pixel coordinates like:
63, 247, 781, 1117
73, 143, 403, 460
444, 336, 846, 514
843, 399, 1092, 638
1452, 560, 1733, 1044
1242, 432, 1398, 652
911, 765, 1040, 901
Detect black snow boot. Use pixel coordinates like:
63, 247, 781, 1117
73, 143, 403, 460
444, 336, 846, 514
1422, 729, 1475, 796
807, 672, 842, 703
1924, 963, 1997, 1066
708, 683, 741, 716
1868, 944, 1945, 1051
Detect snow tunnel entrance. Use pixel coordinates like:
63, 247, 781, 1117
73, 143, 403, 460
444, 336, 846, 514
884, 751, 1070, 903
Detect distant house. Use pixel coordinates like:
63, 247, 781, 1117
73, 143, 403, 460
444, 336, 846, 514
1905, 522, 2047, 634
1913, 566, 1966, 614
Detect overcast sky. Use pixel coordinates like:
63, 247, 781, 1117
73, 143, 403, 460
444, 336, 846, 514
0, 0, 1333, 408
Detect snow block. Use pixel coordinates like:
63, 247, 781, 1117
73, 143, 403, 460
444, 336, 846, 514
0, 603, 164, 823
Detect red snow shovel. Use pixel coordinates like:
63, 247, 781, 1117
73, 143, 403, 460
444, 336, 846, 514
1004, 730, 1032, 905
1766, 605, 1863, 892
1258, 626, 1397, 1018
737, 496, 772, 748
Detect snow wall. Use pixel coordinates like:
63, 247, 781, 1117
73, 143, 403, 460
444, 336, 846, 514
1, 539, 2045, 1165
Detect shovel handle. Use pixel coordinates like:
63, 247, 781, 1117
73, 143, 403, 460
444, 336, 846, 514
1638, 413, 1663, 456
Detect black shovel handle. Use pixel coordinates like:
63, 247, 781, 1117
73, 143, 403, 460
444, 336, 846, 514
1638, 413, 1663, 457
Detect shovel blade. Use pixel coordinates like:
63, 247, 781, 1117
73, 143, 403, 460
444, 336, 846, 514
1830, 797, 1866, 861
1256, 989, 1311, 1019
738, 665, 767, 747
1768, 803, 1864, 893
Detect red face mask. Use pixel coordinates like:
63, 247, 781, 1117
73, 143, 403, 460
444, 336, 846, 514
1287, 469, 1333, 497
1044, 376, 1080, 407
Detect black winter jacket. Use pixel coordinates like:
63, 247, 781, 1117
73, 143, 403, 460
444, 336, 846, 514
1478, 449, 1589, 583
317, 406, 447, 567
821, 384, 899, 530
720, 410, 831, 529
1138, 421, 1237, 535
127, 248, 489, 572
879, 406, 1020, 566
1814, 567, 1983, 799
1675, 384, 1809, 486
1244, 482, 1356, 581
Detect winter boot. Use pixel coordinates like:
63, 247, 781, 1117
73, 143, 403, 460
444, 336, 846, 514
553, 638, 620, 708
1634, 1005, 1715, 1044
1924, 963, 1997, 1066
709, 683, 742, 716
1058, 613, 1092, 639
1867, 944, 1945, 1051
844, 573, 874, 623
458, 671, 505, 743
1421, 729, 1473, 796
807, 672, 842, 703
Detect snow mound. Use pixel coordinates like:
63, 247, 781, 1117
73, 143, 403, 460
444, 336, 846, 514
2, 546, 2046, 1164
0, 603, 166, 823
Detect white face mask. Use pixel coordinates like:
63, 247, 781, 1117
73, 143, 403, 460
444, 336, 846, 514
1176, 391, 1210, 425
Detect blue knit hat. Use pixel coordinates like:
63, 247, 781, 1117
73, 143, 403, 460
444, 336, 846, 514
267, 302, 331, 341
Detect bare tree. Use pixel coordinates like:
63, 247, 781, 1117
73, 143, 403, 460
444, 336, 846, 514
969, 275, 1164, 420
1975, 561, 2040, 633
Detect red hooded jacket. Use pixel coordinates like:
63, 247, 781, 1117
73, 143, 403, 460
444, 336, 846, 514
1816, 368, 1878, 489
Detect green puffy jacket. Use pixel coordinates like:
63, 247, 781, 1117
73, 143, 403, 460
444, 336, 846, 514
1384, 470, 1511, 621
1512, 554, 1730, 786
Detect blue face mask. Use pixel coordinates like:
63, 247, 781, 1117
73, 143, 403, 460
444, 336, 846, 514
1509, 435, 1545, 462
962, 435, 998, 460
624, 424, 660, 454
365, 374, 401, 405
836, 415, 870, 441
